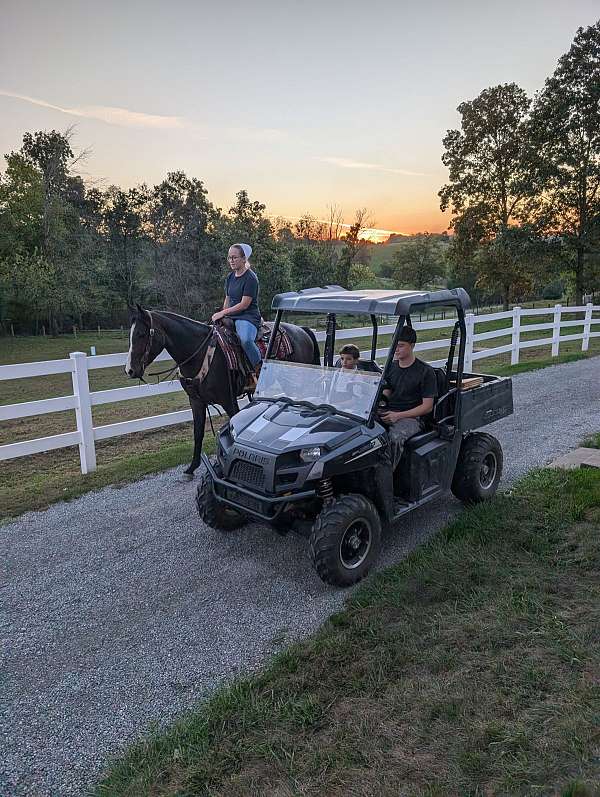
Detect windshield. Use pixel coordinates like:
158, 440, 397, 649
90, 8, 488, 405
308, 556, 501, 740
255, 361, 382, 420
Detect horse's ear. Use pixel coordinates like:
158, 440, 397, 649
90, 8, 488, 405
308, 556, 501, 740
136, 304, 152, 327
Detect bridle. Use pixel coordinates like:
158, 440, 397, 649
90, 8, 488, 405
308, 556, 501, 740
136, 310, 214, 384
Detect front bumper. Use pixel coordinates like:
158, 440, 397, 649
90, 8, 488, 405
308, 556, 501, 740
202, 454, 317, 523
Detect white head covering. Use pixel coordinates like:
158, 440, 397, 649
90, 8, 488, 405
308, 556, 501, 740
235, 243, 252, 260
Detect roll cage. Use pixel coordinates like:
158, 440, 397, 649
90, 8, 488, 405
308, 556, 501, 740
265, 286, 471, 430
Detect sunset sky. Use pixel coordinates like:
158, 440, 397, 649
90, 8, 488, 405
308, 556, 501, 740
1, 0, 598, 239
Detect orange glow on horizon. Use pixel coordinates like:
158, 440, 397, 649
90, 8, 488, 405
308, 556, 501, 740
269, 214, 450, 243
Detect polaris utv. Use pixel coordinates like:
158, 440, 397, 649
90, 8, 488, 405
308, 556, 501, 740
196, 286, 513, 587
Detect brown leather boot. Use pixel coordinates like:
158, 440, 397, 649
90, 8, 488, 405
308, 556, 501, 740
244, 369, 258, 393
243, 361, 262, 394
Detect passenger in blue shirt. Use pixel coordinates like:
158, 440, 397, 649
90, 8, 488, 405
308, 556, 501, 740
211, 243, 262, 373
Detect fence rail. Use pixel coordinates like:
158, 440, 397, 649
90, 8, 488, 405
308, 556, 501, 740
1, 304, 599, 474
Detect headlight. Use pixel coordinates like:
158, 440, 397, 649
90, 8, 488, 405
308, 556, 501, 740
300, 446, 322, 463
229, 424, 237, 440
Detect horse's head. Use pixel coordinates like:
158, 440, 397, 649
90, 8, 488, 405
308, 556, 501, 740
125, 304, 165, 379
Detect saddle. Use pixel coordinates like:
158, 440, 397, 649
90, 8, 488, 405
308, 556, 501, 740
221, 318, 294, 360
184, 319, 293, 395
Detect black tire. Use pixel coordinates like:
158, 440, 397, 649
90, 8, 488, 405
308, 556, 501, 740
451, 432, 503, 505
309, 494, 381, 587
195, 466, 246, 531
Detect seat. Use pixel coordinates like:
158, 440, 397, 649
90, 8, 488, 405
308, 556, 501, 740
358, 359, 382, 373
334, 358, 382, 373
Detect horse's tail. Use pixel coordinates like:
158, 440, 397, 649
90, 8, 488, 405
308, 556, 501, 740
302, 326, 321, 365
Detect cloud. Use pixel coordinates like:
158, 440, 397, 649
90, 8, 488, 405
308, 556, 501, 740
315, 156, 426, 177
0, 90, 187, 129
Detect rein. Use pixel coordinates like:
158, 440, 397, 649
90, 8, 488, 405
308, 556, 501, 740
139, 310, 214, 384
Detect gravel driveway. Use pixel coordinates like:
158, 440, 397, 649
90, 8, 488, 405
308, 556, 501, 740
2, 356, 599, 797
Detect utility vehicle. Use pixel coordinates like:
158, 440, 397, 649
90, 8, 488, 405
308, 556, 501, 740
196, 286, 513, 586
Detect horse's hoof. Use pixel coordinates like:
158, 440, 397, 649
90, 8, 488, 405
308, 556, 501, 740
180, 472, 195, 482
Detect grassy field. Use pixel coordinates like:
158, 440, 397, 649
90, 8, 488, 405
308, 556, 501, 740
1, 318, 599, 522
0, 331, 208, 521
94, 465, 600, 796
367, 241, 413, 271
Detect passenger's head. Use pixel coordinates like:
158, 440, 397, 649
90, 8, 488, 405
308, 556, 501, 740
339, 344, 360, 370
227, 243, 252, 271
395, 325, 417, 362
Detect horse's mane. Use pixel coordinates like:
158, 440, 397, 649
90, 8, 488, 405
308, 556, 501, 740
153, 310, 210, 329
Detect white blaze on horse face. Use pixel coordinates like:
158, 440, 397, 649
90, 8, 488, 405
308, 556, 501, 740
125, 322, 135, 375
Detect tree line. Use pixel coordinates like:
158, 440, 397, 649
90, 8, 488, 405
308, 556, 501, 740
1, 21, 598, 333
0, 138, 374, 334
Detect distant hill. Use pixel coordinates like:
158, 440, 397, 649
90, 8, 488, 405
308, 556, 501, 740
384, 232, 450, 244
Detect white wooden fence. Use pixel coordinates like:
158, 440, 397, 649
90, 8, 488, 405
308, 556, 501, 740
1, 303, 599, 474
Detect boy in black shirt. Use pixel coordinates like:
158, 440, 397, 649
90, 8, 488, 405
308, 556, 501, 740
379, 326, 437, 470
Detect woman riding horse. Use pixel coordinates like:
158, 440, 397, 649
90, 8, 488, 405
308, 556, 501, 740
211, 243, 262, 385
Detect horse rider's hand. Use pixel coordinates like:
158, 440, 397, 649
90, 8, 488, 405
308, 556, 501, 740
211, 311, 224, 323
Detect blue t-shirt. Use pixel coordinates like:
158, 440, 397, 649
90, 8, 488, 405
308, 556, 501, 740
225, 268, 261, 329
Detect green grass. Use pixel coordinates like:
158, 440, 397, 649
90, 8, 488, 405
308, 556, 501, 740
94, 466, 600, 796
582, 432, 600, 449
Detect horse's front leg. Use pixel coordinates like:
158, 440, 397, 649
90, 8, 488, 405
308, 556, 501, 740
222, 395, 240, 417
182, 395, 207, 480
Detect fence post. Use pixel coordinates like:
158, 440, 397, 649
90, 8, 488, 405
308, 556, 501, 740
511, 306, 521, 365
464, 312, 475, 373
582, 302, 593, 351
551, 304, 562, 357
70, 351, 97, 474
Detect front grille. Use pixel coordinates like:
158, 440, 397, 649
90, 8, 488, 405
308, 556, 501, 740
230, 460, 265, 489
226, 488, 264, 513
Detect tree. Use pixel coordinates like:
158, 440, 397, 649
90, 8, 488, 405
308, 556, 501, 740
439, 83, 533, 233
102, 185, 150, 306
444, 207, 493, 305
438, 84, 553, 308
0, 251, 59, 333
19, 129, 80, 261
0, 129, 108, 332
252, 247, 292, 318
227, 189, 273, 247
0, 152, 44, 259
348, 262, 377, 289
393, 233, 444, 290
472, 225, 554, 308
294, 213, 326, 242
337, 208, 372, 287
147, 171, 220, 317
289, 244, 330, 291
528, 20, 600, 302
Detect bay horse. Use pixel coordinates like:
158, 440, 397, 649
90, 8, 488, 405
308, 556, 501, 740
125, 305, 320, 479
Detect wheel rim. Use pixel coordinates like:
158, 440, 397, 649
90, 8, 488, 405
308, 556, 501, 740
339, 519, 372, 570
479, 451, 498, 490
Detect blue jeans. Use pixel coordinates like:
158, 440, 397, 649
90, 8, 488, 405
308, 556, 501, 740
235, 319, 261, 367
